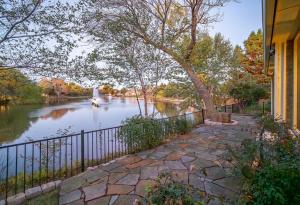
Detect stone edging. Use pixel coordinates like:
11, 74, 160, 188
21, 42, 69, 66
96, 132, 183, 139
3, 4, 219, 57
205, 119, 238, 126
0, 180, 61, 205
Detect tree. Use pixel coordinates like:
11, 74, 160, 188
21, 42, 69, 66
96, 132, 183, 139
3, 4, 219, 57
242, 30, 270, 84
229, 83, 268, 109
94, 39, 175, 116
0, 68, 43, 104
80, 0, 231, 113
120, 88, 128, 96
0, 0, 79, 73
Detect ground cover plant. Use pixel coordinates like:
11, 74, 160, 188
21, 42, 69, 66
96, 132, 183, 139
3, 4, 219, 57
228, 115, 300, 205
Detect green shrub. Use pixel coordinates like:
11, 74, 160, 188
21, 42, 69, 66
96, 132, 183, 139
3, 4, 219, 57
120, 116, 165, 152
120, 115, 194, 152
229, 115, 300, 205
174, 117, 192, 134
146, 173, 203, 205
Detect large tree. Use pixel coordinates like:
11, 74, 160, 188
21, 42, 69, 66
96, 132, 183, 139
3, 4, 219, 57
81, 0, 231, 113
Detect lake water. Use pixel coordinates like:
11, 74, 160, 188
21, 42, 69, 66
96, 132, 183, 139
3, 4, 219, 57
0, 96, 186, 146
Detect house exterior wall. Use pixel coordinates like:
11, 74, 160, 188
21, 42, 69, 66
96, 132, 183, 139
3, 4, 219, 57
272, 32, 300, 131
286, 40, 294, 125
294, 33, 300, 130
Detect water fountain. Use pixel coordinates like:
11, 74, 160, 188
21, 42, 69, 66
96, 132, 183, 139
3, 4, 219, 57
91, 87, 101, 107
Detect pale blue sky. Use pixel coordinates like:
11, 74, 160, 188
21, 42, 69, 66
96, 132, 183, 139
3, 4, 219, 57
209, 0, 262, 47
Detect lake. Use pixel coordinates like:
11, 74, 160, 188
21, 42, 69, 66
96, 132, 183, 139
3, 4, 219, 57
0, 96, 187, 145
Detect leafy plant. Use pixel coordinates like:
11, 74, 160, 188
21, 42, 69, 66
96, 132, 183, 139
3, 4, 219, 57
120, 116, 165, 152
174, 117, 192, 134
146, 173, 203, 205
229, 115, 300, 205
120, 115, 194, 152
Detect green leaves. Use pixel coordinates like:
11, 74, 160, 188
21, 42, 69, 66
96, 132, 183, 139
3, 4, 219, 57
229, 116, 300, 205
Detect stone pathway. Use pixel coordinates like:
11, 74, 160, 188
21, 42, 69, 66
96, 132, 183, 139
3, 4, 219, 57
59, 114, 259, 205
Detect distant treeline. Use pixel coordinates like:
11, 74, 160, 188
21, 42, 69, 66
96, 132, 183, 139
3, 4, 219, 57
0, 69, 92, 105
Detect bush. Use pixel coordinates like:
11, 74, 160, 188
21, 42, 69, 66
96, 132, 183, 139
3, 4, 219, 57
146, 173, 202, 205
120, 115, 194, 152
229, 115, 300, 205
229, 83, 268, 108
120, 116, 165, 152
174, 117, 192, 134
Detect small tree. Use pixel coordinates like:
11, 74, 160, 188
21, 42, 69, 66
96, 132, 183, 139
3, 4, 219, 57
229, 83, 268, 109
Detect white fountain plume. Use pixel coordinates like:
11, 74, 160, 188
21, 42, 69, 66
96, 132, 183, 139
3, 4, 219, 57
93, 87, 100, 98
91, 87, 101, 107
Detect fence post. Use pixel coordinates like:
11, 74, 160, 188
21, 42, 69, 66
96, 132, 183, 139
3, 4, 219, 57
232, 104, 234, 113
224, 105, 227, 112
262, 102, 265, 115
81, 130, 85, 172
201, 109, 205, 124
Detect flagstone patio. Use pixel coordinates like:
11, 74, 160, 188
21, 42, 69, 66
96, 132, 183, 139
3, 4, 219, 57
59, 114, 259, 205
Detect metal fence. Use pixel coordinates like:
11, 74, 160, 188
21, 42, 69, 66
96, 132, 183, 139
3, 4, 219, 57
216, 102, 268, 115
0, 111, 203, 201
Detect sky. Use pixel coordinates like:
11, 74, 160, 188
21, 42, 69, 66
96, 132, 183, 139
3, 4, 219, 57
209, 0, 262, 47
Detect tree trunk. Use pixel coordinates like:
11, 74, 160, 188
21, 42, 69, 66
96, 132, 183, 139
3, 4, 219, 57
141, 87, 148, 116
184, 66, 216, 114
134, 87, 142, 116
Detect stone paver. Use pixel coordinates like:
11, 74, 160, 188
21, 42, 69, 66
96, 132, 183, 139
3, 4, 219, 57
83, 182, 107, 202
107, 184, 135, 195
116, 174, 140, 185
59, 114, 258, 205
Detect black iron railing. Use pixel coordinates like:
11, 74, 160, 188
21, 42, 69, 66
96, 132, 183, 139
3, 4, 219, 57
0, 111, 203, 201
216, 102, 268, 115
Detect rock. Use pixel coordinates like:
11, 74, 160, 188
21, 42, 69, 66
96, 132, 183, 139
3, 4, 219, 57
204, 166, 226, 180
71, 199, 85, 205
59, 190, 82, 205
204, 181, 237, 201
102, 162, 122, 172
55, 180, 62, 188
25, 186, 42, 199
108, 172, 127, 184
126, 159, 155, 169
165, 160, 186, 170
181, 155, 195, 163
119, 156, 141, 165
165, 152, 185, 161
116, 174, 140, 185
82, 169, 109, 184
135, 180, 156, 197
109, 195, 119, 205
113, 195, 145, 205
7, 193, 26, 205
41, 182, 56, 193
87, 196, 111, 205
83, 182, 107, 201
213, 177, 242, 193
60, 176, 85, 194
141, 166, 158, 180
106, 184, 134, 195
189, 174, 205, 191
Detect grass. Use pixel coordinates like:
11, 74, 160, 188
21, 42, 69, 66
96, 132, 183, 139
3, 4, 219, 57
24, 190, 59, 205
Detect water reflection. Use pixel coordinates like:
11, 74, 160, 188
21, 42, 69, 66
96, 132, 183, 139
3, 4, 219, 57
0, 97, 184, 145
0, 105, 40, 144
40, 108, 76, 120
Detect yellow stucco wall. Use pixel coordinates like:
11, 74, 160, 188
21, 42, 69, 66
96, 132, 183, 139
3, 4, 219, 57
274, 41, 286, 120
294, 33, 300, 130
